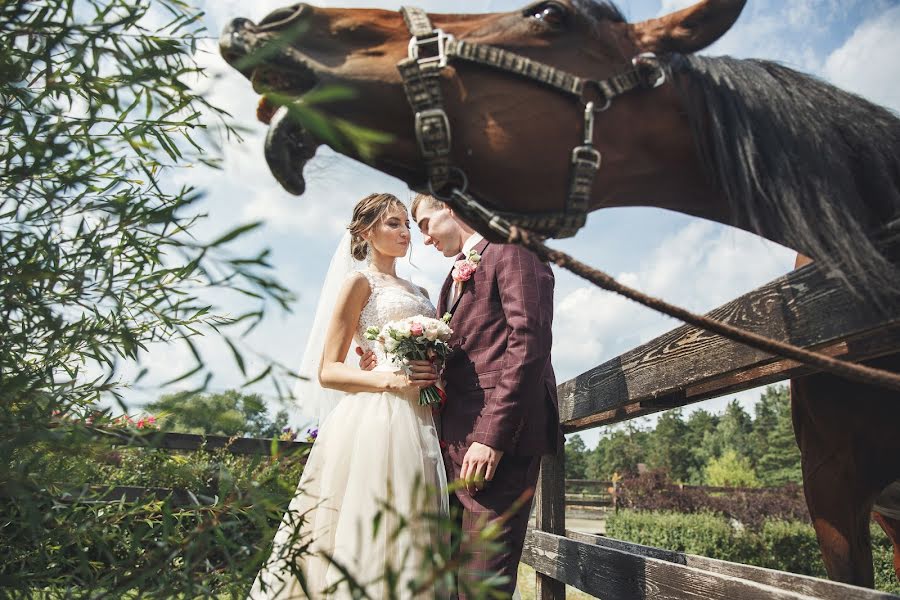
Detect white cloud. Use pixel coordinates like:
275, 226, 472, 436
823, 4, 900, 113
102, 1, 881, 445
552, 221, 794, 382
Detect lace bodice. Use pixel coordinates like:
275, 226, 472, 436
354, 270, 435, 369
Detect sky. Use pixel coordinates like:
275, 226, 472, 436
119, 0, 900, 449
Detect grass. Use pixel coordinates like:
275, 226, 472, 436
517, 562, 597, 600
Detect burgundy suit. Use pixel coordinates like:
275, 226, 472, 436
437, 238, 561, 598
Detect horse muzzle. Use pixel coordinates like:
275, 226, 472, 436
220, 16, 323, 196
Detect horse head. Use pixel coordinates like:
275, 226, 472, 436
219, 0, 745, 228
220, 2, 899, 299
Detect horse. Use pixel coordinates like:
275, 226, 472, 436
219, 0, 900, 588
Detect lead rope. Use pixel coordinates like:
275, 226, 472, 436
505, 225, 900, 392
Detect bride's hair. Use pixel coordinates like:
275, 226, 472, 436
348, 193, 407, 261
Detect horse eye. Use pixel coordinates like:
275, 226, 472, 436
528, 2, 567, 27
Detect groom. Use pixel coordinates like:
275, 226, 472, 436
365, 194, 561, 597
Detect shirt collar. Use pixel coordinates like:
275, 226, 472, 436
461, 232, 484, 256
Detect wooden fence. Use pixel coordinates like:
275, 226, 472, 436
40, 429, 310, 508
525, 259, 900, 599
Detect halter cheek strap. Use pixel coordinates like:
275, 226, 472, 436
396, 6, 667, 239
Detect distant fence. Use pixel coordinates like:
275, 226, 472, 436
4, 428, 312, 508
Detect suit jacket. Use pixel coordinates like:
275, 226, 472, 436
437, 239, 561, 459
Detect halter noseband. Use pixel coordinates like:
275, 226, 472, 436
396, 6, 667, 239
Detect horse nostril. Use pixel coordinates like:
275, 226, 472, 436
227, 17, 253, 34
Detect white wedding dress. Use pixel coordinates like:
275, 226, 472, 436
249, 270, 448, 600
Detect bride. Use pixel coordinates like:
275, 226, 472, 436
249, 193, 448, 599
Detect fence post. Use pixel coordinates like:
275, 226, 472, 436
534, 437, 565, 600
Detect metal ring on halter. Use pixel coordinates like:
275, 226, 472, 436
632, 52, 666, 88
428, 166, 468, 200
579, 80, 612, 112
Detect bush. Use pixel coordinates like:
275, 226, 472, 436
606, 510, 900, 594
606, 510, 758, 564
755, 520, 826, 577
617, 470, 810, 529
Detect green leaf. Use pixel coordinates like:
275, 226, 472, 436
208, 222, 263, 247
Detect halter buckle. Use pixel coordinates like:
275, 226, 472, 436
408, 29, 454, 68
571, 145, 602, 171
632, 52, 666, 89
414, 108, 452, 159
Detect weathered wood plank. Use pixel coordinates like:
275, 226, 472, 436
563, 530, 898, 600
534, 439, 566, 600
89, 428, 311, 456
0, 484, 221, 508
563, 498, 610, 508
557, 258, 900, 431
521, 529, 899, 600
60, 485, 210, 507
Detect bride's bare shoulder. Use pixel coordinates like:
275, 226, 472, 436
336, 272, 372, 307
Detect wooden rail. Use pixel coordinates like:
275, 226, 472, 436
522, 529, 897, 600
28, 430, 311, 508
528, 258, 900, 599
556, 260, 900, 432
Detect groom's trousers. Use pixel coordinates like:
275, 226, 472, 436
447, 453, 542, 599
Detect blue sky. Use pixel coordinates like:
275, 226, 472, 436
122, 0, 900, 448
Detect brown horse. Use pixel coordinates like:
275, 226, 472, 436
219, 0, 900, 588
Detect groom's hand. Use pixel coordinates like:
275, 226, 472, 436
356, 347, 377, 371
460, 442, 504, 494
407, 359, 438, 384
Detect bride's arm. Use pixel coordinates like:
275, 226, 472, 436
318, 273, 435, 394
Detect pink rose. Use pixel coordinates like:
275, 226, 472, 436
410, 322, 424, 336
452, 260, 476, 282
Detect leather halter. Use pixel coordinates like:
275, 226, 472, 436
396, 6, 667, 239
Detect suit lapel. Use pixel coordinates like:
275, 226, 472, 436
438, 269, 453, 316
446, 240, 490, 323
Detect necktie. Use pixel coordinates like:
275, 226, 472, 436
450, 253, 465, 306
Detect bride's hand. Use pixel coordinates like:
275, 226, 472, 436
385, 360, 438, 392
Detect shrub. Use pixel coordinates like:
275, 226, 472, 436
616, 470, 810, 529
606, 510, 900, 594
606, 510, 758, 564
755, 520, 826, 577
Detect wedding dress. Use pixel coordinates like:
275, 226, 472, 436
248, 269, 448, 599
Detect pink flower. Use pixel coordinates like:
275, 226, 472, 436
410, 322, 424, 336
452, 260, 476, 282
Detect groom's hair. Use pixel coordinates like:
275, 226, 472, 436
411, 194, 445, 222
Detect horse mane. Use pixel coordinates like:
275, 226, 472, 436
670, 54, 900, 306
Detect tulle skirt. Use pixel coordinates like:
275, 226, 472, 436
248, 385, 448, 599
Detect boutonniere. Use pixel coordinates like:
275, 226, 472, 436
452, 249, 481, 283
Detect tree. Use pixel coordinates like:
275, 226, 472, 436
646, 409, 692, 482
589, 422, 648, 479
684, 409, 719, 484
565, 434, 588, 479
704, 449, 761, 488
750, 385, 784, 465
755, 386, 802, 486
147, 390, 289, 438
1, 1, 295, 594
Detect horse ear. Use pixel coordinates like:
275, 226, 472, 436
630, 0, 746, 55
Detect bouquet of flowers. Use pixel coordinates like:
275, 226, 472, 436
365, 314, 452, 406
